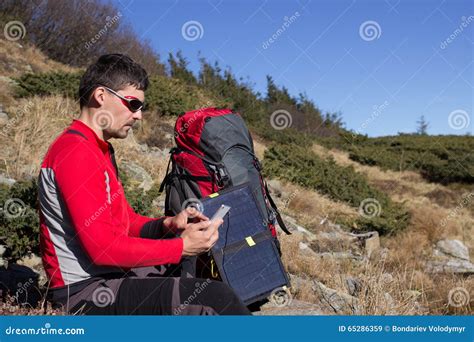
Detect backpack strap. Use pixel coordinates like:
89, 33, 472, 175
158, 148, 213, 193
264, 180, 292, 235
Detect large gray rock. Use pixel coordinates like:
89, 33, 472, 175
313, 280, 361, 314
426, 239, 474, 274
120, 161, 153, 191
426, 258, 474, 274
434, 239, 469, 260
280, 213, 317, 242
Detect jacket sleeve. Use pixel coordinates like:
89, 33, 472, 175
54, 146, 183, 268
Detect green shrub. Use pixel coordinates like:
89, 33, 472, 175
263, 144, 410, 235
146, 75, 227, 116
14, 71, 82, 99
0, 180, 40, 261
340, 135, 474, 184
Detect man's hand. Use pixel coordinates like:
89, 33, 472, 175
181, 218, 223, 256
162, 208, 209, 235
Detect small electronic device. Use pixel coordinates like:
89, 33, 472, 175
210, 204, 231, 223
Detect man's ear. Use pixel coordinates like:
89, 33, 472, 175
91, 86, 106, 107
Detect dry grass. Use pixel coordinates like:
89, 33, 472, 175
0, 95, 173, 183
1, 95, 75, 178
267, 142, 474, 315
0, 297, 64, 316
0, 38, 78, 78
269, 179, 358, 228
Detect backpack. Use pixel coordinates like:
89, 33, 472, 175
159, 107, 291, 278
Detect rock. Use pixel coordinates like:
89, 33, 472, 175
313, 280, 361, 314
426, 258, 474, 274
17, 254, 42, 270
426, 239, 474, 274
255, 299, 326, 315
383, 292, 397, 315
266, 179, 283, 198
345, 277, 362, 296
434, 239, 469, 261
0, 245, 6, 268
0, 110, 8, 124
280, 213, 317, 242
298, 242, 319, 258
0, 173, 16, 186
364, 232, 380, 257
120, 161, 153, 191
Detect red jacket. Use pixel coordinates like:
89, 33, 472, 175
39, 119, 183, 289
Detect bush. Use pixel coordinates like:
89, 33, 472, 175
341, 135, 474, 184
14, 71, 82, 99
263, 144, 410, 235
0, 180, 39, 261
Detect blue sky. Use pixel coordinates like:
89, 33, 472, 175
112, 0, 473, 137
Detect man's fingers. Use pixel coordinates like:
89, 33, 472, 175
188, 219, 212, 231
192, 211, 209, 222
202, 219, 222, 238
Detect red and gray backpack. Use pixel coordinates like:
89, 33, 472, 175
159, 108, 291, 276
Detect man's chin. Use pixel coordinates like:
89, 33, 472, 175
106, 127, 130, 139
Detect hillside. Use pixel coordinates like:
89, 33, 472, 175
0, 38, 472, 315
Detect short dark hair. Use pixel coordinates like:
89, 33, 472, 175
78, 54, 149, 108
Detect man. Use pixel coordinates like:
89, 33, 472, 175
38, 54, 250, 315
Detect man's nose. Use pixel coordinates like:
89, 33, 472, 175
132, 110, 143, 121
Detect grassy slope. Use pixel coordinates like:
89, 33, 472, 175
1, 38, 472, 314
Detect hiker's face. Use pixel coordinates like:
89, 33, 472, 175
101, 84, 144, 139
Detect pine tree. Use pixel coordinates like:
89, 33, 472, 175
416, 115, 429, 135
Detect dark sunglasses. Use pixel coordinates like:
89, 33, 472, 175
99, 85, 144, 112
